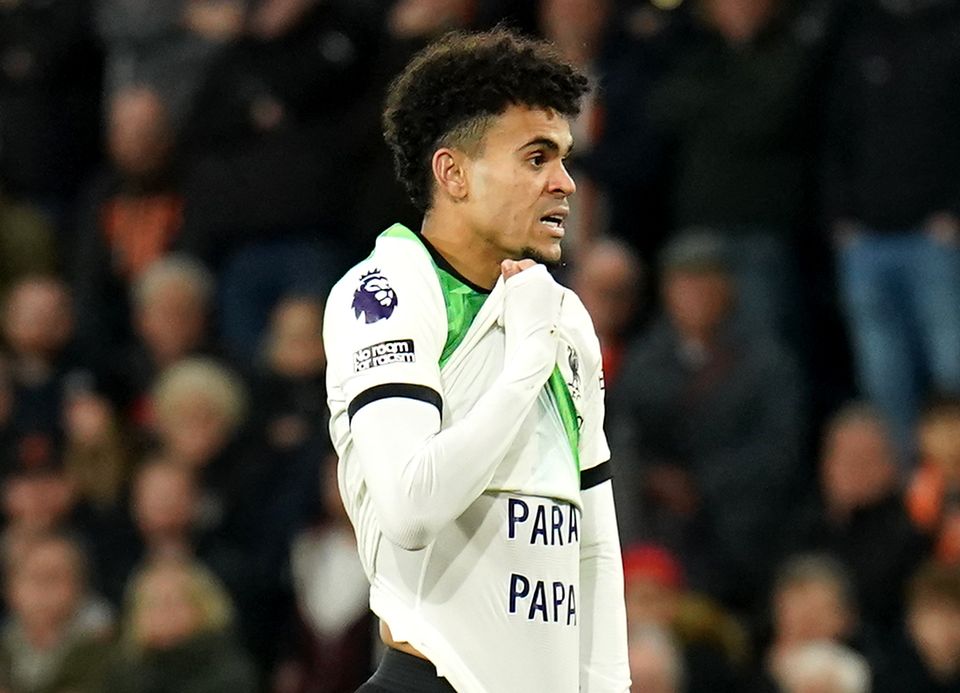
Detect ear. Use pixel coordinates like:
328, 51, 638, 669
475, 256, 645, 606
431, 147, 468, 201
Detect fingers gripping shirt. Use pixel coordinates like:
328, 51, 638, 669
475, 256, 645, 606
324, 224, 625, 692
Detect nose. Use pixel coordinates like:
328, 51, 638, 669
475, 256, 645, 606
549, 160, 576, 197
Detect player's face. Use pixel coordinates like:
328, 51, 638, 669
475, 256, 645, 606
462, 105, 576, 265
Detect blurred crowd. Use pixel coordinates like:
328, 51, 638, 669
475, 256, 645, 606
0, 0, 959, 691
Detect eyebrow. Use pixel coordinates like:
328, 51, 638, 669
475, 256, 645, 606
519, 137, 574, 157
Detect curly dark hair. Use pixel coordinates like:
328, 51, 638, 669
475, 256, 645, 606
383, 27, 590, 213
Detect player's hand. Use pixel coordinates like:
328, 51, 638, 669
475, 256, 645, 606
500, 258, 537, 281
501, 261, 564, 384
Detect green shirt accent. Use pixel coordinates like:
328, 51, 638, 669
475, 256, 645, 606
378, 223, 580, 470
379, 224, 489, 368
547, 367, 581, 473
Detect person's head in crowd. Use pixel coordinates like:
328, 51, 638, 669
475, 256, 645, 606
770, 554, 857, 656
1, 276, 74, 365
123, 555, 235, 652
1, 457, 75, 541
918, 393, 960, 478
62, 373, 130, 510
131, 458, 199, 553
773, 641, 871, 693
5, 533, 101, 648
572, 238, 644, 347
628, 624, 685, 693
132, 254, 215, 369
905, 561, 960, 683
820, 402, 899, 517
538, 0, 612, 67
150, 358, 247, 469
107, 86, 175, 181
700, 0, 779, 45
623, 543, 685, 628
387, 0, 475, 40
264, 295, 326, 379
659, 229, 736, 347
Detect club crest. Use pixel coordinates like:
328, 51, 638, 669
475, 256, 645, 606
567, 345, 581, 399
352, 269, 398, 323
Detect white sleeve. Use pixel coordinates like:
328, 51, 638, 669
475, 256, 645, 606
579, 480, 631, 692
329, 264, 565, 550
579, 342, 611, 474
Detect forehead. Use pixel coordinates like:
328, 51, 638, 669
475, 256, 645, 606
481, 104, 573, 153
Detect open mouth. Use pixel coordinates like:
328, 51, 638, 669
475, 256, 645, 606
540, 215, 565, 231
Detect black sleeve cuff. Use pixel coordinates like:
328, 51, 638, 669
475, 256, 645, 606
580, 461, 612, 490
348, 383, 443, 422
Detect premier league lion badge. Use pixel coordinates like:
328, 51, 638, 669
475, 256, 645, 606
352, 269, 398, 323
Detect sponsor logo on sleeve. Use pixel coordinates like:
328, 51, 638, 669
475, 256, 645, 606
353, 339, 416, 372
352, 269, 398, 323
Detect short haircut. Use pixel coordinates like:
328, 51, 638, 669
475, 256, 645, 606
132, 254, 215, 310
151, 357, 247, 430
383, 27, 590, 212
124, 554, 235, 651
773, 553, 856, 609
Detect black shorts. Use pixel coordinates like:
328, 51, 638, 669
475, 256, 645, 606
356, 648, 457, 693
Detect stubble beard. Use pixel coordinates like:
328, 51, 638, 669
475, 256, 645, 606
520, 245, 563, 269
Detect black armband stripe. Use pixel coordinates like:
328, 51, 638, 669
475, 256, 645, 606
348, 383, 443, 422
580, 461, 612, 490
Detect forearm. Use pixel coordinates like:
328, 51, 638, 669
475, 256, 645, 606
579, 480, 630, 692
351, 364, 552, 549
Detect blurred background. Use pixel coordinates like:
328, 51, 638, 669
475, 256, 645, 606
0, 0, 959, 691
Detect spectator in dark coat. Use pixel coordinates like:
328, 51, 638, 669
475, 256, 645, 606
781, 402, 929, 632
610, 230, 806, 609
648, 0, 831, 339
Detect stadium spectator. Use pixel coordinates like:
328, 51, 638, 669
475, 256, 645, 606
647, 0, 831, 340
877, 561, 960, 692
752, 554, 882, 692
94, 0, 242, 132
246, 296, 328, 559
102, 554, 257, 693
909, 394, 960, 565
148, 356, 294, 671
274, 451, 374, 693
628, 624, 685, 693
0, 533, 114, 693
109, 253, 218, 427
571, 238, 646, 388
71, 86, 189, 361
821, 0, 960, 455
178, 0, 380, 365
1, 276, 92, 452
610, 229, 805, 608
782, 402, 928, 631
623, 543, 744, 693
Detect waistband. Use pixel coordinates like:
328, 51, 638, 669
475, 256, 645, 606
369, 648, 457, 693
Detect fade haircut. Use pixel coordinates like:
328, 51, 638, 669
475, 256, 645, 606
383, 27, 590, 213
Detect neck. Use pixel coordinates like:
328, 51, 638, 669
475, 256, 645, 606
420, 213, 501, 290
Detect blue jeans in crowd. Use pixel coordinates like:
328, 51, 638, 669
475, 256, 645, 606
836, 229, 960, 460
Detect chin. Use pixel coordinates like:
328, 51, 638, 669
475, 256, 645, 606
520, 245, 563, 268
